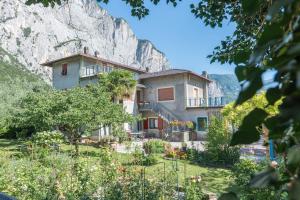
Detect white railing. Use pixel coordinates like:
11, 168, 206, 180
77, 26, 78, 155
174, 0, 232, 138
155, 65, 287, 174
186, 97, 226, 107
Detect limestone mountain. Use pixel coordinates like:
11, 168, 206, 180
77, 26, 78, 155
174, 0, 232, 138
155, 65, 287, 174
208, 74, 240, 103
0, 0, 170, 82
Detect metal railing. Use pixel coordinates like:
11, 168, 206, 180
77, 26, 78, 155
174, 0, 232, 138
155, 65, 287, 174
186, 97, 226, 108
138, 102, 180, 122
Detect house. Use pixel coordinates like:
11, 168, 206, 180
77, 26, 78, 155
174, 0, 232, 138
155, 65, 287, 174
41, 50, 225, 141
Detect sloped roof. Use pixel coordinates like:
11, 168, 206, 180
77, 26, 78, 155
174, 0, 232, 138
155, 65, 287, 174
139, 69, 212, 82
40, 53, 146, 74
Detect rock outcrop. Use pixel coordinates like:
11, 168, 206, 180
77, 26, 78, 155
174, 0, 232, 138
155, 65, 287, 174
0, 0, 170, 82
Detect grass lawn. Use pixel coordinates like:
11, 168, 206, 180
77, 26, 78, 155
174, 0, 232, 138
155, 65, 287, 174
0, 138, 233, 195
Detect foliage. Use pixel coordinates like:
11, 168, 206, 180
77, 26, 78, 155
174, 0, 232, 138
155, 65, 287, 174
0, 48, 48, 137
231, 159, 288, 200
222, 93, 280, 130
132, 149, 158, 166
14, 84, 134, 156
98, 69, 137, 102
143, 139, 169, 154
165, 147, 187, 160
31, 131, 64, 148
185, 181, 209, 200
205, 117, 240, 166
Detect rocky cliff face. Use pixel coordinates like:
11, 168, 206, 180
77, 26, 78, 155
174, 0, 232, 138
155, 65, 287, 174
0, 0, 170, 82
208, 74, 240, 103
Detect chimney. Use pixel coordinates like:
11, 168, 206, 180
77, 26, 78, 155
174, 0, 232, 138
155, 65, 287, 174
94, 50, 99, 57
83, 46, 89, 54
202, 71, 208, 78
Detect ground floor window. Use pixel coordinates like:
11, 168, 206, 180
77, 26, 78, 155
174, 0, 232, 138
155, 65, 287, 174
197, 117, 208, 131
149, 118, 158, 129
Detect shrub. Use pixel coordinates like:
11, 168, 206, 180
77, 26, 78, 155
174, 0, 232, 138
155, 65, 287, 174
143, 139, 169, 154
165, 147, 187, 159
31, 130, 64, 148
132, 149, 158, 166
205, 117, 240, 166
231, 159, 288, 200
185, 181, 209, 200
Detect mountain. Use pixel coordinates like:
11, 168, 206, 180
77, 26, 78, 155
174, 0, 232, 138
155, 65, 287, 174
0, 0, 170, 82
0, 47, 48, 133
208, 74, 240, 103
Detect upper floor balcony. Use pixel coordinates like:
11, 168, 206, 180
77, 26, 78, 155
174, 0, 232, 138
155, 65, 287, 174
186, 97, 226, 108
80, 64, 113, 78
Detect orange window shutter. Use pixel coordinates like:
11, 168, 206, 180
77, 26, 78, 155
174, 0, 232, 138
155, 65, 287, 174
158, 117, 163, 130
158, 87, 174, 101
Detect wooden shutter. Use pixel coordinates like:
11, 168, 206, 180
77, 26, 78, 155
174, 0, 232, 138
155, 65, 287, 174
158, 117, 163, 130
158, 87, 174, 101
62, 63, 68, 75
143, 119, 148, 129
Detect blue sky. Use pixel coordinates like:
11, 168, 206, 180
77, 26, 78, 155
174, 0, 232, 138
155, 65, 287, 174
100, 1, 236, 75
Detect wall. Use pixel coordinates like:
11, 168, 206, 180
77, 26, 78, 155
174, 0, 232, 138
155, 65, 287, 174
141, 74, 186, 113
52, 58, 80, 90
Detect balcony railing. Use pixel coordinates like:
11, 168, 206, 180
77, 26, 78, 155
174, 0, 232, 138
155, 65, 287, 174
80, 64, 113, 78
186, 97, 226, 108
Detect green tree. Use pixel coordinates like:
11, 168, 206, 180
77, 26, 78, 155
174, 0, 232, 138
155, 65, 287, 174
222, 93, 280, 131
206, 116, 240, 165
98, 69, 137, 103
15, 85, 134, 156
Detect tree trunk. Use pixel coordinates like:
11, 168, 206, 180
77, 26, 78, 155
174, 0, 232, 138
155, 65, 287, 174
74, 139, 80, 157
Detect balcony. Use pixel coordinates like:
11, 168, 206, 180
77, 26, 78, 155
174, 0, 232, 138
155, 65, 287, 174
80, 64, 113, 78
186, 97, 226, 108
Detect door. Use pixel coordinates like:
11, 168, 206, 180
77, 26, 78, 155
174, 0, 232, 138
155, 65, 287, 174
193, 88, 199, 106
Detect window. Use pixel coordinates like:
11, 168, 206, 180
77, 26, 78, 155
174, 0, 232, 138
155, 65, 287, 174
157, 87, 174, 101
149, 118, 158, 129
62, 63, 68, 76
197, 117, 208, 131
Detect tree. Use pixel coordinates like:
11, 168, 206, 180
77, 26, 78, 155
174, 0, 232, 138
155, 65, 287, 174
15, 84, 134, 156
98, 69, 137, 103
25, 0, 300, 198
222, 93, 281, 131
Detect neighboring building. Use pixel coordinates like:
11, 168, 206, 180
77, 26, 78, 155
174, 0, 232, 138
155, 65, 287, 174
41, 50, 225, 141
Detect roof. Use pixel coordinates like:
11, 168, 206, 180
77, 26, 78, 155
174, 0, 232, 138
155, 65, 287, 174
40, 53, 146, 74
139, 69, 212, 82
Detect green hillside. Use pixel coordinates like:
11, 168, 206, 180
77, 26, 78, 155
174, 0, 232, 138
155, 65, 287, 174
0, 48, 48, 133
209, 74, 240, 103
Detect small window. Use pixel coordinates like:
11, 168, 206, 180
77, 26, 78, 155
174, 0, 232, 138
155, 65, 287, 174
158, 87, 174, 101
197, 117, 208, 131
62, 63, 68, 76
149, 118, 158, 129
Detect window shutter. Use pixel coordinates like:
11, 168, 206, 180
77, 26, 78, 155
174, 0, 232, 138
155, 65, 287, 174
158, 117, 163, 130
158, 87, 174, 101
62, 63, 68, 75
143, 119, 148, 129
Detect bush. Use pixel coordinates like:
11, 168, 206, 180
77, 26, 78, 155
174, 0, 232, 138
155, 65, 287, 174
185, 181, 209, 200
132, 149, 158, 166
231, 159, 288, 200
143, 139, 169, 154
205, 117, 240, 166
31, 130, 64, 148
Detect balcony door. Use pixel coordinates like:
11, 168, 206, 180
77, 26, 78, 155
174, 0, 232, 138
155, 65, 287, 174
193, 88, 199, 106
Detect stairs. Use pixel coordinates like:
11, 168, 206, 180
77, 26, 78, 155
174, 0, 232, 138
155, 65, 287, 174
139, 102, 180, 123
